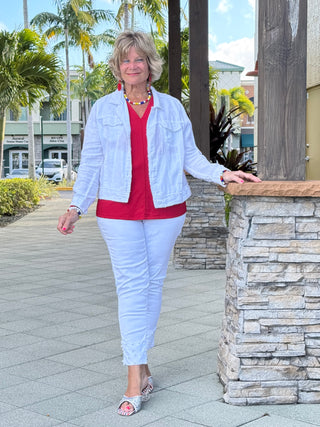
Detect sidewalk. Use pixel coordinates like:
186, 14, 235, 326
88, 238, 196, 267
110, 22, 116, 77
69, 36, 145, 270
0, 194, 319, 426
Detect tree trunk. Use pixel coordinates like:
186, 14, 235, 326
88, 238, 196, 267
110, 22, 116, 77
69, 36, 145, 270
81, 102, 86, 128
23, 0, 28, 27
189, 0, 210, 159
24, 0, 36, 179
168, 0, 181, 101
0, 110, 6, 178
123, 0, 129, 29
257, 0, 307, 180
82, 49, 89, 127
27, 109, 36, 179
65, 27, 72, 182
131, 0, 135, 29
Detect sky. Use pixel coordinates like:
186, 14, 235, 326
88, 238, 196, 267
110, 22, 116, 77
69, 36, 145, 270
0, 0, 256, 80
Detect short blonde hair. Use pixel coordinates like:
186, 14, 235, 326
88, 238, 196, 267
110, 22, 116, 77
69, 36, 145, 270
109, 31, 163, 83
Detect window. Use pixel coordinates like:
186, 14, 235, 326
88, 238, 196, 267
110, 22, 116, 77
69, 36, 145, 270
49, 151, 68, 162
40, 102, 68, 121
9, 151, 28, 172
8, 107, 28, 121
53, 110, 67, 121
247, 114, 254, 124
40, 102, 51, 121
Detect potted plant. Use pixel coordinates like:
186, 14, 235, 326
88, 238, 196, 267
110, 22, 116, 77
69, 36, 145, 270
209, 102, 256, 173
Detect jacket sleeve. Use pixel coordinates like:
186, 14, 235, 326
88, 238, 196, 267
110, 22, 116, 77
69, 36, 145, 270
71, 101, 104, 214
180, 105, 229, 187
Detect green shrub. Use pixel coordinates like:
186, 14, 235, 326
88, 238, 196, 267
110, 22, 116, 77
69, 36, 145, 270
34, 176, 58, 199
224, 193, 232, 226
0, 178, 57, 217
55, 178, 75, 188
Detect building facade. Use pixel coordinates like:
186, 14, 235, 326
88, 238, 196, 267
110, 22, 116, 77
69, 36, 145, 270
210, 60, 244, 92
306, 0, 320, 180
240, 80, 255, 162
210, 60, 255, 160
3, 71, 82, 176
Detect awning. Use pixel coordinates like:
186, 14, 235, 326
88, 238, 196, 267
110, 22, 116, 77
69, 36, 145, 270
43, 144, 67, 150
3, 145, 28, 151
240, 133, 254, 148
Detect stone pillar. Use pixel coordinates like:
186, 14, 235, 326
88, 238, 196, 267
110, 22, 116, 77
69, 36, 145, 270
173, 176, 228, 269
218, 181, 320, 405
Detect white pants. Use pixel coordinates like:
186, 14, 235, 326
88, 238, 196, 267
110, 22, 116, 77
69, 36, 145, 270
97, 215, 186, 365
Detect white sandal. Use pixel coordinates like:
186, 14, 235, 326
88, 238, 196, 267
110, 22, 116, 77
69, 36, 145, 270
117, 395, 143, 416
141, 376, 154, 398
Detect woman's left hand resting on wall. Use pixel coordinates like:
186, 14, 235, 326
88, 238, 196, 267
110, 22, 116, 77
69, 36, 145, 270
222, 170, 262, 185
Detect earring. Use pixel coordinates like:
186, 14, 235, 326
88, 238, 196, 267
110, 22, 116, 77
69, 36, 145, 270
148, 73, 152, 83
117, 80, 122, 91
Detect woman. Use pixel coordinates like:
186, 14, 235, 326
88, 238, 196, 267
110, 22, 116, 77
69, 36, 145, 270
57, 30, 261, 416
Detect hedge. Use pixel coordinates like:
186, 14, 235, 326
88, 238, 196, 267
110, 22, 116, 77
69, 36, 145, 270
0, 179, 41, 216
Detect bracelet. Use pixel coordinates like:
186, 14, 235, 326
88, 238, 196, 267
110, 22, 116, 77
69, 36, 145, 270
67, 206, 82, 218
220, 170, 228, 185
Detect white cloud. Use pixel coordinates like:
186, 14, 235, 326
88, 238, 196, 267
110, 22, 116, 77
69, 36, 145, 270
209, 33, 217, 45
209, 37, 255, 80
248, 0, 255, 11
216, 0, 232, 14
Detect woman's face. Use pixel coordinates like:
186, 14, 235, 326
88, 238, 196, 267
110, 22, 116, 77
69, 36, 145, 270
119, 46, 149, 88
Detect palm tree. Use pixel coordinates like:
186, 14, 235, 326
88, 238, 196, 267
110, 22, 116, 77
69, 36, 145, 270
71, 62, 117, 112
115, 0, 168, 35
219, 87, 254, 117
0, 29, 65, 178
49, 5, 114, 126
23, 0, 28, 25
23, 0, 38, 179
153, 28, 219, 113
31, 0, 112, 181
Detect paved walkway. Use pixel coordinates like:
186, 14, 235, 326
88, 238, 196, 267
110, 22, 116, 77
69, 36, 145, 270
0, 194, 319, 426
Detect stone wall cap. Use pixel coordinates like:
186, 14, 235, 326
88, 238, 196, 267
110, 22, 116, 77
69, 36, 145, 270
225, 181, 320, 197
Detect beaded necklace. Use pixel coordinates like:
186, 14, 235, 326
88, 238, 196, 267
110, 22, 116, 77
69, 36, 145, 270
123, 87, 152, 105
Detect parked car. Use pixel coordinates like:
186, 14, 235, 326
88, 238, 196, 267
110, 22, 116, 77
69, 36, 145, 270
36, 159, 68, 182
5, 169, 30, 179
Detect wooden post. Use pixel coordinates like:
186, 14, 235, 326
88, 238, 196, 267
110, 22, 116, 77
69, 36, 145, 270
258, 0, 307, 180
168, 0, 181, 100
189, 0, 210, 159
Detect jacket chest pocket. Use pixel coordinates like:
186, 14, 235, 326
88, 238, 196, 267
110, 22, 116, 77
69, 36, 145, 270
101, 116, 125, 145
158, 120, 183, 152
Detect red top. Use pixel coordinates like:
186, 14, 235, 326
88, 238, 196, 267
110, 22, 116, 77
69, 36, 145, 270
96, 98, 186, 220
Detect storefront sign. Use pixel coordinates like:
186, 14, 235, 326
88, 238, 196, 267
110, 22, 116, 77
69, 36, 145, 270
44, 135, 67, 145
4, 135, 67, 145
4, 136, 28, 144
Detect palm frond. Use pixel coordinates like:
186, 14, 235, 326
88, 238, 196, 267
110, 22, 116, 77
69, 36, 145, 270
31, 12, 62, 30
135, 0, 167, 35
90, 30, 116, 49
0, 29, 65, 112
87, 9, 114, 22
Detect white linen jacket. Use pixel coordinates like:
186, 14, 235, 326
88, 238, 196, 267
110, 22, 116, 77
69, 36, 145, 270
71, 87, 227, 214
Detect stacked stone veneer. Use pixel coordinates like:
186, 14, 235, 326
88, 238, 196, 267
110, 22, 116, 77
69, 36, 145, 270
218, 181, 320, 405
173, 175, 228, 269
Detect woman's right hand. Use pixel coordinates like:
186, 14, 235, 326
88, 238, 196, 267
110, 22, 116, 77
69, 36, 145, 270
57, 210, 79, 235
